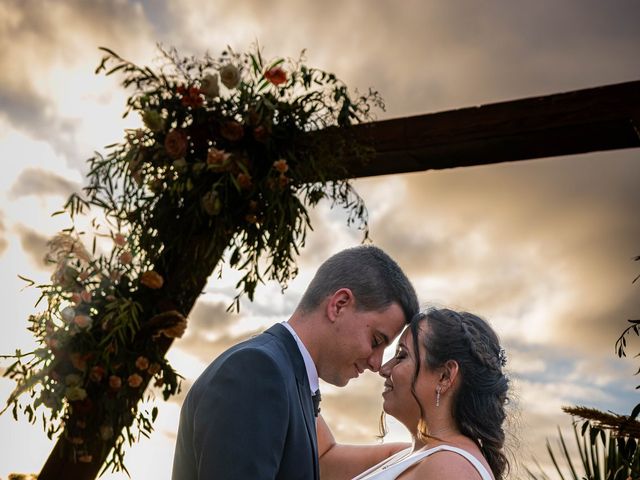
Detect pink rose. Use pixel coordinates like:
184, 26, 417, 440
164, 129, 188, 159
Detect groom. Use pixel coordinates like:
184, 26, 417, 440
171, 245, 418, 479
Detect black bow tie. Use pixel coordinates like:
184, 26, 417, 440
312, 389, 321, 417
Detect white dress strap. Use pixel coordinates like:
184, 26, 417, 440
351, 444, 493, 480
423, 445, 493, 480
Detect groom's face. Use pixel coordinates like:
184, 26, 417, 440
322, 301, 406, 387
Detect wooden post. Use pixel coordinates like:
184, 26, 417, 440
37, 228, 235, 479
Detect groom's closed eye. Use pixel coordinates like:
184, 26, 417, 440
372, 333, 387, 348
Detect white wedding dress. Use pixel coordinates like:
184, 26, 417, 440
352, 444, 493, 480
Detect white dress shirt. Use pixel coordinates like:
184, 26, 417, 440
282, 321, 319, 394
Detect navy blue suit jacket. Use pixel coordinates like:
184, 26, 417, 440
172, 323, 319, 479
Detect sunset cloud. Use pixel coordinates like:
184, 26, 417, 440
1, 0, 639, 477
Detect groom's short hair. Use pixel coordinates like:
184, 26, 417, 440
298, 245, 418, 323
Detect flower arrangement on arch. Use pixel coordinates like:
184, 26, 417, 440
1, 44, 383, 473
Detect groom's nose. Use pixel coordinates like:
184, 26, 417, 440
366, 348, 384, 372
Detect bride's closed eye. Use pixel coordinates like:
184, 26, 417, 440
394, 349, 407, 361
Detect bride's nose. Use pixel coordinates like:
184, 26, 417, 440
379, 358, 393, 378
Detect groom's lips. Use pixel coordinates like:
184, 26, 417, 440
383, 381, 393, 393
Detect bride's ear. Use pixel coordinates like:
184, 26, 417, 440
439, 360, 460, 391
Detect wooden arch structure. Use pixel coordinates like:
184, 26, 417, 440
38, 80, 640, 478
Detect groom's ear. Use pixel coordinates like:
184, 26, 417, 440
326, 288, 354, 322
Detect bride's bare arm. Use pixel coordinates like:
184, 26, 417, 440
317, 415, 409, 480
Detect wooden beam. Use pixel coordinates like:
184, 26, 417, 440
341, 80, 640, 178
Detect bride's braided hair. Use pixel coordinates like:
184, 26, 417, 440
410, 308, 510, 479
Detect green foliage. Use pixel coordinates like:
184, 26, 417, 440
525, 421, 640, 480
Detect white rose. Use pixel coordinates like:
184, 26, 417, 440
61, 306, 76, 323
201, 73, 220, 98
65, 386, 87, 401
219, 64, 241, 89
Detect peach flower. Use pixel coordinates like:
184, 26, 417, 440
140, 270, 164, 289
237, 173, 253, 190
273, 159, 289, 173
128, 373, 144, 388
74, 315, 93, 329
109, 375, 122, 390
207, 147, 231, 169
135, 356, 150, 371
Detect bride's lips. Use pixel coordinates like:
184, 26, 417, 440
382, 381, 393, 394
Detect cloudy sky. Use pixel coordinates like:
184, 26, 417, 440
1, 0, 639, 478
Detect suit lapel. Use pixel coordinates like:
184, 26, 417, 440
265, 324, 320, 479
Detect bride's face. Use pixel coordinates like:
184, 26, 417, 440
379, 327, 422, 429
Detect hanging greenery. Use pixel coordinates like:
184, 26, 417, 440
1, 44, 383, 474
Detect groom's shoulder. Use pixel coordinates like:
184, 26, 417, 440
207, 327, 290, 372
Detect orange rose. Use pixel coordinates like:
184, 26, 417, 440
140, 270, 164, 289
264, 66, 287, 85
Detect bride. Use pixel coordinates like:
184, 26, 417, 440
317, 308, 510, 480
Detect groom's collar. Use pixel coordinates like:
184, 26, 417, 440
281, 321, 319, 394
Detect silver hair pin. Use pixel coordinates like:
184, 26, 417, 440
498, 347, 507, 367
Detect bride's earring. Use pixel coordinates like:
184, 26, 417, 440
435, 385, 441, 407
